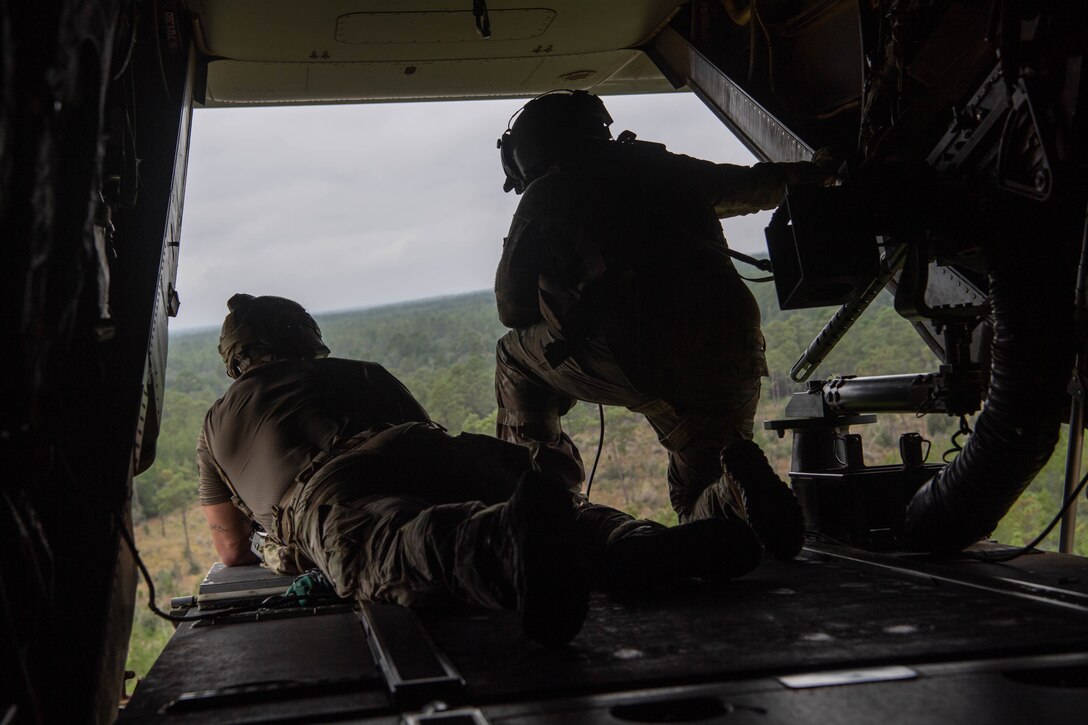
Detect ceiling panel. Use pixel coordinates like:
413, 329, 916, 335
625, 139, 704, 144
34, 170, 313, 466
187, 0, 684, 106
204, 50, 677, 105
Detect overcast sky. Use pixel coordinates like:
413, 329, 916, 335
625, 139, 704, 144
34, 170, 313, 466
174, 91, 770, 331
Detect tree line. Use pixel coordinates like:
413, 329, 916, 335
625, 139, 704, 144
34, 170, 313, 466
134, 285, 1086, 553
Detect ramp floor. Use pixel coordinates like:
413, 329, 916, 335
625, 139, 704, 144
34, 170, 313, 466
417, 548, 1088, 702
123, 546, 1088, 723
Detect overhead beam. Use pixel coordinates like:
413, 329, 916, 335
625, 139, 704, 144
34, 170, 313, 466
646, 25, 812, 163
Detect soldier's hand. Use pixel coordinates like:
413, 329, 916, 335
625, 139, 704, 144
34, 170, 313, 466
810, 146, 838, 170
782, 147, 839, 187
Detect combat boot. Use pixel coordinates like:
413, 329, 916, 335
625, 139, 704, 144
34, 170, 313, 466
719, 440, 805, 561
459, 471, 589, 645
604, 517, 762, 595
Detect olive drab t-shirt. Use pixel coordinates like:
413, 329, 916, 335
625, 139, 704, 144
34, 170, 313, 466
197, 358, 430, 533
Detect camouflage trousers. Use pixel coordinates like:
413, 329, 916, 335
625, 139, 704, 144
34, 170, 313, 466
495, 324, 763, 518
285, 422, 641, 608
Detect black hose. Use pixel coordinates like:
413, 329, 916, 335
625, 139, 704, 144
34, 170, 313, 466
584, 403, 605, 500
902, 243, 1076, 550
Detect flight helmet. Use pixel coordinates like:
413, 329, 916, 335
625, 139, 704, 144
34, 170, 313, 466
497, 90, 613, 194
218, 293, 330, 378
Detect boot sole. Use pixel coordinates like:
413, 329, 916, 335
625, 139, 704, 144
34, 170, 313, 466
510, 473, 589, 645
674, 518, 762, 580
723, 441, 806, 561
607, 518, 761, 593
742, 482, 805, 561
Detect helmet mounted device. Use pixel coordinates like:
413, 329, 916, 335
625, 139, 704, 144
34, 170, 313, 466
497, 90, 613, 194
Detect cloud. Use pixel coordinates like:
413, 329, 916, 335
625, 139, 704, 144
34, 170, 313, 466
174, 93, 767, 330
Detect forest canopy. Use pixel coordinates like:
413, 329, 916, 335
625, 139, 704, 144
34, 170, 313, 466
135, 284, 1086, 553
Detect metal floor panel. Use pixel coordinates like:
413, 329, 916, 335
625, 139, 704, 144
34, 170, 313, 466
471, 656, 1088, 724
416, 550, 1088, 703
121, 609, 390, 723
802, 541, 1088, 616
124, 548, 1088, 722
198, 561, 298, 593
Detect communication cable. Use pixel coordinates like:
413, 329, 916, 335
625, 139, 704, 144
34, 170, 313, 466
584, 403, 605, 500
965, 469, 1088, 563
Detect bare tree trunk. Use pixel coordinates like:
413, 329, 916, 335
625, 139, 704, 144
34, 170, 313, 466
180, 507, 193, 562
609, 442, 633, 507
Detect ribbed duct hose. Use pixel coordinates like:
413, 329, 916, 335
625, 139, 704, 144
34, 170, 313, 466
902, 248, 1075, 551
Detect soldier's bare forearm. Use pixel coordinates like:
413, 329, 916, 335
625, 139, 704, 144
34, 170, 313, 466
203, 501, 259, 566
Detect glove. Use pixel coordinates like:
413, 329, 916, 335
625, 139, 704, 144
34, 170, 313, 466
286, 568, 336, 606
782, 146, 839, 186
810, 146, 838, 169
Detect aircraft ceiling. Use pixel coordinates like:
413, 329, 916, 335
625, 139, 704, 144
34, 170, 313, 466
186, 0, 686, 106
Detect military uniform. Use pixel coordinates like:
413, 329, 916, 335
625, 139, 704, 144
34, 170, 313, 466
198, 357, 652, 609
495, 139, 779, 519
197, 357, 429, 533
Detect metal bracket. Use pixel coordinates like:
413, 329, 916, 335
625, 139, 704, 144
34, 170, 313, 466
359, 603, 465, 710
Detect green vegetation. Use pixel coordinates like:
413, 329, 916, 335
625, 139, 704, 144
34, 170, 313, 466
128, 284, 1088, 683
125, 503, 219, 695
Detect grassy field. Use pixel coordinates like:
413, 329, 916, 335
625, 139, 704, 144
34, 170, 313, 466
126, 504, 218, 693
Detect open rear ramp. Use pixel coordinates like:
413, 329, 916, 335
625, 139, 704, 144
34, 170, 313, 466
122, 545, 1088, 723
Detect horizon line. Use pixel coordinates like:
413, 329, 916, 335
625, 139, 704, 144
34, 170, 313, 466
169, 288, 495, 335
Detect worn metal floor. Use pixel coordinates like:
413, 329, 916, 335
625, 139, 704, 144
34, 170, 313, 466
122, 544, 1088, 723
419, 546, 1088, 702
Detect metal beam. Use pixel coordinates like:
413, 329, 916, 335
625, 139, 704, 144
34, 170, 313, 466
646, 25, 812, 163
